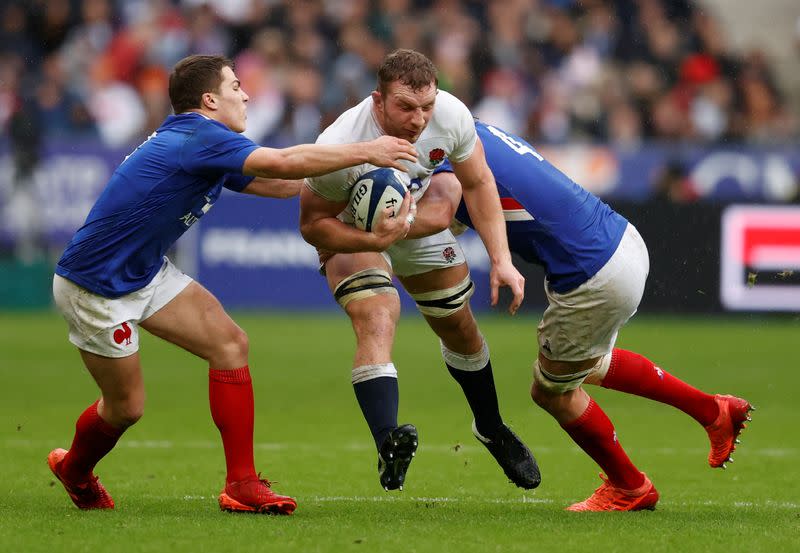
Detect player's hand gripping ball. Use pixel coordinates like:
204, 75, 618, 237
348, 168, 409, 231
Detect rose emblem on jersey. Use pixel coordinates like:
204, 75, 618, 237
429, 148, 445, 166
442, 246, 457, 263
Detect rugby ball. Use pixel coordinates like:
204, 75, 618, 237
348, 168, 408, 231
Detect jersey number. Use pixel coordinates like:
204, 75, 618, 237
486, 125, 543, 161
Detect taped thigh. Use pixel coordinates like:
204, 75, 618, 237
409, 275, 474, 318
333, 268, 398, 309
533, 353, 611, 393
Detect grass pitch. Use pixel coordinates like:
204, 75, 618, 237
1, 311, 797, 552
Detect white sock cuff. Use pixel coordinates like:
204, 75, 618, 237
351, 363, 398, 384
441, 339, 490, 372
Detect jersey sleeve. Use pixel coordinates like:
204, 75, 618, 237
433, 158, 454, 175
304, 127, 363, 202
223, 173, 256, 192
441, 92, 477, 163
305, 167, 359, 202
181, 120, 260, 176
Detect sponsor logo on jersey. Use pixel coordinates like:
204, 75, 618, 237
180, 196, 214, 227
429, 148, 445, 166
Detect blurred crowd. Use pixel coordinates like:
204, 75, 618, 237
1, 0, 798, 152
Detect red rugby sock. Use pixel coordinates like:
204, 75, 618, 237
209, 366, 258, 484
60, 400, 125, 483
602, 349, 718, 426
562, 398, 644, 490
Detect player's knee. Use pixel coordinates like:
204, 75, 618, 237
202, 324, 249, 368
229, 326, 249, 357
349, 299, 398, 340
117, 404, 144, 428
436, 313, 481, 351
530, 379, 556, 407
215, 325, 249, 362
105, 395, 145, 428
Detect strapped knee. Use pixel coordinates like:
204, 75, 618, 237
410, 275, 474, 318
532, 353, 611, 394
334, 268, 398, 309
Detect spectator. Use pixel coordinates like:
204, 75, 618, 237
1, 0, 796, 148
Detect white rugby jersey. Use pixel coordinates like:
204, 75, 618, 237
306, 90, 477, 222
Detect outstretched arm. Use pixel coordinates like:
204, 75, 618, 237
241, 178, 303, 198
451, 138, 524, 314
242, 136, 417, 179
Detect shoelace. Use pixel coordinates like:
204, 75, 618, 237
256, 473, 276, 488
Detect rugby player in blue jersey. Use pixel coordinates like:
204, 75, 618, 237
47, 54, 418, 514
416, 121, 753, 511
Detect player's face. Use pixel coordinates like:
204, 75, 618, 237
372, 80, 436, 143
210, 66, 249, 133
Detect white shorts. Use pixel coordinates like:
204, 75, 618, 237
53, 257, 193, 358
537, 224, 649, 362
382, 229, 465, 277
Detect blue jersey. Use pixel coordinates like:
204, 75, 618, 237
56, 113, 258, 297
438, 122, 628, 293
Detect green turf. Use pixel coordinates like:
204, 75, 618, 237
1, 311, 797, 552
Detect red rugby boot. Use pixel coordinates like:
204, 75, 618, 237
567, 473, 659, 512
47, 448, 115, 510
218, 475, 297, 514
705, 394, 754, 468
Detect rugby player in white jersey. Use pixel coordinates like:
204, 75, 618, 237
299, 49, 539, 491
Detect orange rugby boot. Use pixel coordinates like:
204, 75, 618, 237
567, 473, 659, 512
47, 448, 115, 510
218, 474, 297, 514
705, 394, 754, 468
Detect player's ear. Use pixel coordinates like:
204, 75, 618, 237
371, 90, 383, 107
202, 92, 217, 110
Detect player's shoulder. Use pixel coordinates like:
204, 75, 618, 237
433, 90, 470, 117
317, 97, 376, 145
